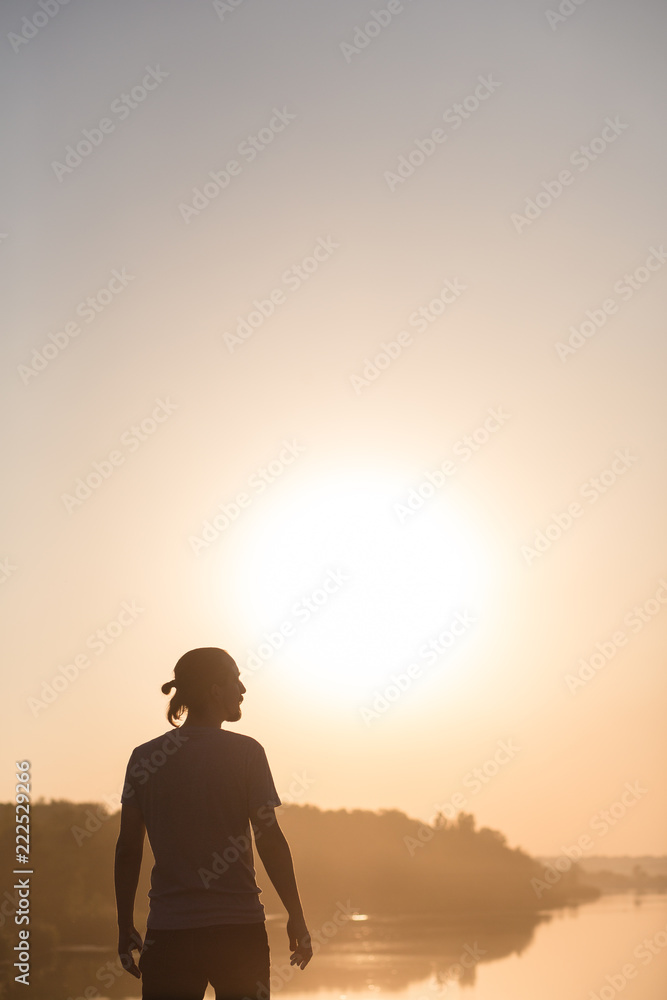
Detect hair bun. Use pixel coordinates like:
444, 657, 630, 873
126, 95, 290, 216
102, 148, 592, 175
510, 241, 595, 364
161, 680, 176, 695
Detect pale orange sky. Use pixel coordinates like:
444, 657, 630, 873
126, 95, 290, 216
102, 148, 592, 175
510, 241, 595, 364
2, 0, 666, 856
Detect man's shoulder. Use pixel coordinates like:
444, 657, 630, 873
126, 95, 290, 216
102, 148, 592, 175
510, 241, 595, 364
220, 730, 266, 755
127, 728, 265, 758
126, 728, 192, 758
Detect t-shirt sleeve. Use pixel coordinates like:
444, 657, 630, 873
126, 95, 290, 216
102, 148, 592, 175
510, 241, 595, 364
247, 742, 281, 821
120, 750, 139, 806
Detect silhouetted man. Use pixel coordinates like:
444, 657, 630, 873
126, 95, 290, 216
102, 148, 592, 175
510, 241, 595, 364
114, 647, 312, 1000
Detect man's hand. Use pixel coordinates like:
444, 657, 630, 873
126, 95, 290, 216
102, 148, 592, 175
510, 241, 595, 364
118, 924, 143, 979
287, 915, 313, 970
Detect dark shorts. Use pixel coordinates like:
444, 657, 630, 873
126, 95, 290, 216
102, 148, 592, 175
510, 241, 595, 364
139, 921, 270, 1000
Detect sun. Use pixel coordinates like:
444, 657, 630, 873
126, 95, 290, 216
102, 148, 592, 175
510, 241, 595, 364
231, 469, 487, 701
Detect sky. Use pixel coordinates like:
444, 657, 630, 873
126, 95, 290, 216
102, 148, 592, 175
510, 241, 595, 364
1, 0, 666, 857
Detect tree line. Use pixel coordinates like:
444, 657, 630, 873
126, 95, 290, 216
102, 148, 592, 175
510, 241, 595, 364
0, 800, 597, 954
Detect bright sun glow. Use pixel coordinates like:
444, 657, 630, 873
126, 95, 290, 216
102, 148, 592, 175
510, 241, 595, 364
232, 471, 489, 701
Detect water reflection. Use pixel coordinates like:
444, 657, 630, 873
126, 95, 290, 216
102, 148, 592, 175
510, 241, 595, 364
263, 909, 544, 993
3, 910, 544, 999
7, 896, 667, 1000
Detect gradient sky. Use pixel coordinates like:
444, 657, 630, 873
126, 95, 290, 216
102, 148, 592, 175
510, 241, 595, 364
2, 0, 666, 856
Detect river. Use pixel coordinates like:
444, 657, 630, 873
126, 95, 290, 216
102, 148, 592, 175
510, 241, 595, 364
15, 894, 667, 999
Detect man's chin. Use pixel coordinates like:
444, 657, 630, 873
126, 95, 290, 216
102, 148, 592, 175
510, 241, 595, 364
223, 700, 243, 722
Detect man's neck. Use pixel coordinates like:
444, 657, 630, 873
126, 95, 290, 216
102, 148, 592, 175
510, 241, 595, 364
181, 716, 223, 728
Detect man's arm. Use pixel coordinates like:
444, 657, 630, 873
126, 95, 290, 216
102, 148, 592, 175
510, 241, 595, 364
114, 800, 146, 979
252, 809, 313, 969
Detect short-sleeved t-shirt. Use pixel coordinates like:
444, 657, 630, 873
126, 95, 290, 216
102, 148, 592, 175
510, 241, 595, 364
120, 726, 281, 929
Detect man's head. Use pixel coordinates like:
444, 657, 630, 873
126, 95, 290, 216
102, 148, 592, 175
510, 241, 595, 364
161, 647, 246, 726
